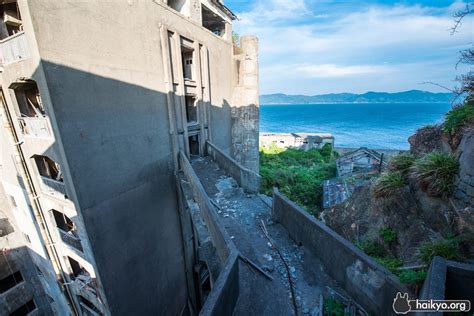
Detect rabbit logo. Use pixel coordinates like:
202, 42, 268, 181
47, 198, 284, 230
393, 292, 411, 314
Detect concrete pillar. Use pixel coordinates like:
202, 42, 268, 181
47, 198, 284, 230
231, 36, 259, 173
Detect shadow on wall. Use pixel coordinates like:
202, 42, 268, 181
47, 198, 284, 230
2, 60, 252, 315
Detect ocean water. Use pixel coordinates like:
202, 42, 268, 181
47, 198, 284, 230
260, 103, 453, 149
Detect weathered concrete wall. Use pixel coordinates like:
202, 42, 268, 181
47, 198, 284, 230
417, 256, 474, 316
178, 151, 240, 315
231, 36, 259, 172
272, 189, 409, 315
206, 141, 261, 193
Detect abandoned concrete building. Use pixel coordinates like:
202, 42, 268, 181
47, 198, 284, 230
260, 133, 334, 151
0, 1, 471, 316
0, 0, 259, 314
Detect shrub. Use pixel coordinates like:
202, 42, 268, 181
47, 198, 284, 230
356, 240, 387, 258
373, 172, 407, 198
324, 298, 346, 316
410, 152, 459, 197
376, 257, 403, 272
259, 147, 337, 213
389, 153, 416, 175
419, 237, 463, 263
398, 269, 427, 286
380, 227, 398, 244
443, 102, 474, 135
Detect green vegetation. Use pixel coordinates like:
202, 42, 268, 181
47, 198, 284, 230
398, 269, 427, 287
389, 153, 416, 175
411, 152, 459, 197
380, 227, 398, 244
443, 102, 474, 135
356, 240, 387, 258
419, 237, 463, 263
373, 172, 407, 198
324, 298, 347, 316
259, 144, 336, 214
376, 257, 403, 273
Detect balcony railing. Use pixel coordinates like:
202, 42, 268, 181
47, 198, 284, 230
0, 31, 30, 66
58, 229, 83, 252
39, 176, 66, 197
18, 117, 51, 138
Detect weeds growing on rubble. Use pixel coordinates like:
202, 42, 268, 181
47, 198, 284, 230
259, 144, 336, 214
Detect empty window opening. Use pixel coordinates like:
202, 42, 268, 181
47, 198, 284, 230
12, 81, 45, 118
0, 271, 23, 294
181, 46, 194, 81
8, 195, 17, 207
167, 0, 187, 13
188, 134, 200, 156
201, 5, 226, 37
9, 299, 36, 316
33, 155, 63, 182
52, 209, 75, 233
185, 95, 198, 124
79, 296, 102, 316
0, 217, 14, 237
67, 256, 89, 280
0, 1, 22, 40
194, 261, 212, 308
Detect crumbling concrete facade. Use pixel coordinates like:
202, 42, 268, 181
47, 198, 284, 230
231, 36, 260, 173
0, 0, 258, 314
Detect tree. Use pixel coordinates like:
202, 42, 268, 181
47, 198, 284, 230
453, 2, 474, 103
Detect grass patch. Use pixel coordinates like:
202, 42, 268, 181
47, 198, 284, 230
324, 298, 347, 316
389, 153, 416, 175
419, 237, 463, 264
259, 144, 336, 213
376, 257, 403, 273
380, 227, 398, 244
398, 269, 427, 287
356, 240, 387, 258
373, 172, 407, 198
410, 152, 459, 198
443, 102, 474, 135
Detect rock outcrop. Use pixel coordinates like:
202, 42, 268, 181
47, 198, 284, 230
321, 124, 474, 263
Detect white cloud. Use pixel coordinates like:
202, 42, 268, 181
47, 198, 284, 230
294, 63, 395, 78
232, 0, 473, 94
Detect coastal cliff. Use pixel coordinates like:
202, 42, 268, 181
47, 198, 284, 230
320, 102, 474, 289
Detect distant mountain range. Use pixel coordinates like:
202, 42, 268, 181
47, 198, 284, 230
260, 90, 453, 104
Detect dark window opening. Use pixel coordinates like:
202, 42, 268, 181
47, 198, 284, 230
167, 0, 186, 13
188, 134, 200, 156
9, 299, 36, 316
12, 81, 45, 118
67, 256, 87, 280
0, 217, 14, 237
52, 209, 75, 233
194, 261, 212, 309
33, 155, 63, 182
79, 296, 102, 316
8, 195, 17, 207
181, 46, 194, 81
0, 271, 23, 294
201, 5, 226, 37
0, 1, 22, 40
185, 95, 197, 124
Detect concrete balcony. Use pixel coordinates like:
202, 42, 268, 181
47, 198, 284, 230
58, 229, 83, 252
0, 31, 30, 66
18, 117, 51, 138
39, 176, 66, 198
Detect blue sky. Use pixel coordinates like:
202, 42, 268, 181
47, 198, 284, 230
225, 0, 473, 95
